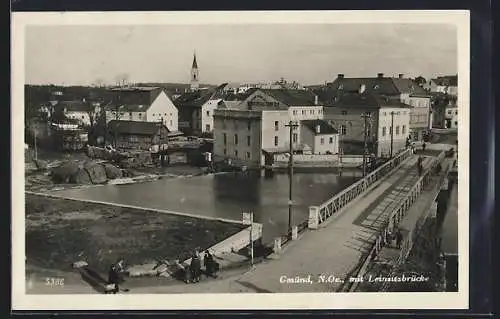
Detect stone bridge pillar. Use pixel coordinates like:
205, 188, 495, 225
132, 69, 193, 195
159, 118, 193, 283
292, 226, 298, 240
273, 237, 282, 254
308, 206, 319, 229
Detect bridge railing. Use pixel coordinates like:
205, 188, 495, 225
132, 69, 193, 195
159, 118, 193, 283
308, 148, 413, 229
344, 150, 447, 292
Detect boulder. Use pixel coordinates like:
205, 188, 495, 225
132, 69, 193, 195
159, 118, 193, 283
103, 163, 123, 179
71, 169, 92, 184
83, 161, 108, 184
51, 161, 80, 184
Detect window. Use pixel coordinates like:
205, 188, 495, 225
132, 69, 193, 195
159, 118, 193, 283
329, 137, 333, 144
447, 110, 452, 115
396, 126, 400, 135
389, 126, 393, 135
206, 124, 211, 131
310, 110, 313, 115
402, 125, 406, 134
170, 120, 173, 126
223, 133, 227, 145
454, 121, 458, 126
340, 125, 347, 135
138, 113, 142, 118
455, 111, 458, 115
382, 127, 386, 136
234, 134, 238, 145
274, 136, 279, 146
235, 150, 238, 157
302, 110, 306, 115
82, 116, 85, 119
274, 121, 279, 131
206, 111, 210, 116
320, 138, 325, 145
293, 110, 297, 115
312, 110, 315, 115
247, 136, 251, 146
292, 133, 298, 143
246, 152, 251, 159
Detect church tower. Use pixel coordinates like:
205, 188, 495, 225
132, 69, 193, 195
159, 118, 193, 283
190, 52, 199, 91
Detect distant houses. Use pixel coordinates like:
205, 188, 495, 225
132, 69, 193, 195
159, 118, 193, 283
105, 86, 179, 133
106, 120, 170, 151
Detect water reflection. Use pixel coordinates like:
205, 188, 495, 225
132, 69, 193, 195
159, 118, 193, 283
54, 171, 359, 243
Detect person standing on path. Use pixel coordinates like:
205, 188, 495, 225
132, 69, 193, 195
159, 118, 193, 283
422, 142, 427, 152
395, 230, 403, 249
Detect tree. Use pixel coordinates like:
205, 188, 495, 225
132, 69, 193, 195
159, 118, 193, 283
414, 76, 427, 87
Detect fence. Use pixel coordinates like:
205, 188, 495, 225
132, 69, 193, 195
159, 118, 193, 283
344, 150, 447, 292
308, 148, 413, 229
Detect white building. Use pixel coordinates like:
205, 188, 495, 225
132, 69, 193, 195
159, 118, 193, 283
105, 87, 179, 132
300, 120, 339, 155
444, 105, 458, 129
54, 100, 102, 127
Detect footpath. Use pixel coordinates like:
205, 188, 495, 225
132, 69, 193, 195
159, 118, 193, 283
28, 153, 440, 294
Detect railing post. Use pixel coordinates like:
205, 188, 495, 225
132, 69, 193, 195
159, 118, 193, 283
273, 237, 282, 254
308, 206, 320, 229
291, 226, 298, 240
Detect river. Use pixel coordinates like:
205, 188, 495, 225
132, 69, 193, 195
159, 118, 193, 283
53, 170, 360, 243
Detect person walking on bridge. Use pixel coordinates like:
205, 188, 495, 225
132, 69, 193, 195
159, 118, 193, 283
417, 156, 423, 176
395, 229, 403, 249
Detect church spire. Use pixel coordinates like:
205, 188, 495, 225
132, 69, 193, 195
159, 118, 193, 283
192, 52, 198, 69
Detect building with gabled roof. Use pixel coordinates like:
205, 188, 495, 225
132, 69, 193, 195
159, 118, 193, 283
316, 73, 432, 142
105, 86, 178, 132
425, 75, 458, 96
106, 120, 170, 150
300, 120, 340, 155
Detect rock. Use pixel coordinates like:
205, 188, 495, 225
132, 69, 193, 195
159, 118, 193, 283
51, 161, 80, 184
83, 161, 108, 184
33, 159, 48, 171
71, 169, 92, 184
103, 163, 123, 179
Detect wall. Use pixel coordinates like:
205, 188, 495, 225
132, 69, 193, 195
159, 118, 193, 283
261, 110, 290, 150
323, 106, 379, 144
445, 106, 458, 129
314, 133, 339, 155
66, 111, 91, 126
146, 91, 179, 132
201, 99, 221, 133
213, 110, 262, 167
288, 105, 324, 144
299, 125, 315, 152
377, 108, 410, 157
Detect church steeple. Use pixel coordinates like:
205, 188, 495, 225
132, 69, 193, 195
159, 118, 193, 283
190, 51, 199, 91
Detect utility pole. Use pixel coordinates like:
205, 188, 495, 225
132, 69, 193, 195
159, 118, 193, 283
390, 111, 395, 158
285, 120, 299, 238
34, 130, 38, 161
361, 113, 372, 177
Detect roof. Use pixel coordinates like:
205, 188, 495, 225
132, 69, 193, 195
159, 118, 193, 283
301, 119, 338, 135
431, 75, 458, 87
174, 89, 215, 108
258, 89, 318, 106
55, 100, 93, 113
326, 92, 412, 109
325, 76, 429, 97
107, 120, 169, 136
106, 87, 164, 112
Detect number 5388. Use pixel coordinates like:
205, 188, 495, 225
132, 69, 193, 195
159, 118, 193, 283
45, 277, 64, 286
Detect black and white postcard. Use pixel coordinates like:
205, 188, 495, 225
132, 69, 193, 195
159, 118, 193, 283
12, 10, 469, 310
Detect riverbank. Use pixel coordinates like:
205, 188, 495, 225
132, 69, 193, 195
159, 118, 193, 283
26, 194, 246, 279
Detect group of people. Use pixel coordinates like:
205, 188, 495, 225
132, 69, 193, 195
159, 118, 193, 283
185, 250, 220, 284
387, 229, 404, 249
106, 259, 125, 294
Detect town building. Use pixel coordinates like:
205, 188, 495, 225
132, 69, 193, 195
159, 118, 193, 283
213, 88, 329, 167
320, 73, 431, 142
106, 120, 170, 150
53, 100, 102, 127
105, 87, 179, 132
300, 120, 339, 155
425, 75, 458, 96
49, 120, 89, 151
444, 98, 458, 129
317, 87, 411, 157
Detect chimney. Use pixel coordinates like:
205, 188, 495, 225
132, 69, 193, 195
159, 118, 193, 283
377, 73, 384, 79
314, 95, 318, 105
337, 74, 344, 79
359, 84, 366, 94
398, 73, 404, 79
316, 124, 321, 134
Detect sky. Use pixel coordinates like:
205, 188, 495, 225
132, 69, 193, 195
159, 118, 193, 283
25, 24, 457, 86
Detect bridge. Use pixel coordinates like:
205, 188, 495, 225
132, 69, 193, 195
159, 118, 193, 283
121, 144, 456, 294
